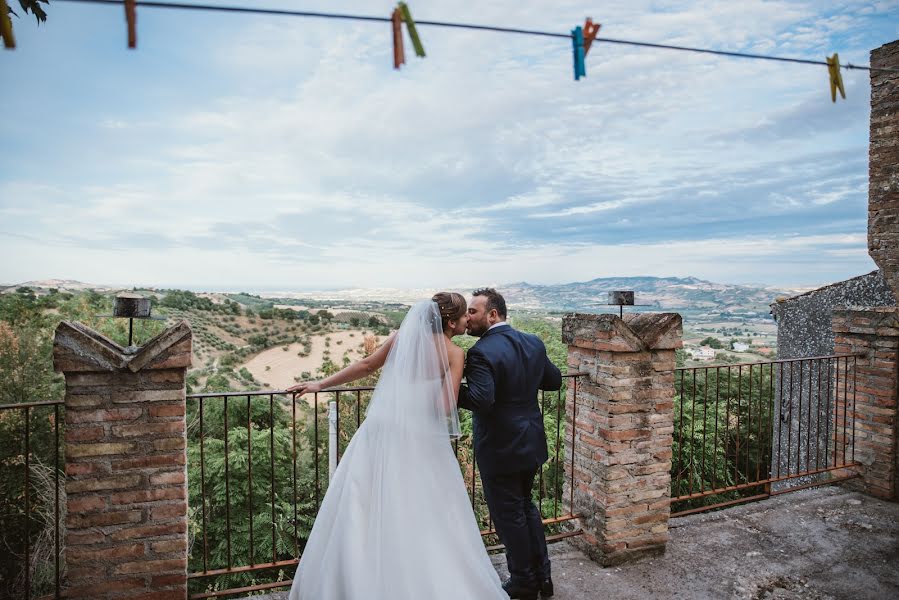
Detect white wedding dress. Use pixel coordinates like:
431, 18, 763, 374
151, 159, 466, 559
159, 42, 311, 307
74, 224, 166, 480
288, 302, 507, 600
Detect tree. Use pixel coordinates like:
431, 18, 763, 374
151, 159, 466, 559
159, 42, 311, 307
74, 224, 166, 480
699, 336, 723, 349
8, 1, 49, 24
185, 398, 320, 595
0, 323, 63, 405
672, 365, 775, 512
0, 308, 63, 598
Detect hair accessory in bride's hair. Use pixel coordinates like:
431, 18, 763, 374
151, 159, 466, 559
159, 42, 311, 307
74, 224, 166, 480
431, 292, 466, 329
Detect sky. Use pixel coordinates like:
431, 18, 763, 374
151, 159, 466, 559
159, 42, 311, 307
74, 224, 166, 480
1, 0, 898, 292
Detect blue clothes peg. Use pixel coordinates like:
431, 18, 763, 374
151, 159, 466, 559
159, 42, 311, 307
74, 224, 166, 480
572, 26, 586, 80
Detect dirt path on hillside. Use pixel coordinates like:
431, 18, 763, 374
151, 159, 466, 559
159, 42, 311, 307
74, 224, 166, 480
242, 330, 384, 391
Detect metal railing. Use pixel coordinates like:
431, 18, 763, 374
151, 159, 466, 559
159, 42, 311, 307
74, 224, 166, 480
0, 400, 64, 600
671, 354, 860, 516
0, 354, 867, 597
185, 373, 584, 598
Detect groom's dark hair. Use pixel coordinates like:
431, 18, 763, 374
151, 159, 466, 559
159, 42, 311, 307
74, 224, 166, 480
472, 288, 507, 320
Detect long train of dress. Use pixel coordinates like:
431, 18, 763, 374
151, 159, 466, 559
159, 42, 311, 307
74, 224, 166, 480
289, 413, 508, 599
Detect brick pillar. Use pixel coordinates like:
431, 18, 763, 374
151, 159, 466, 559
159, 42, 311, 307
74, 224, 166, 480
868, 40, 899, 299
562, 312, 681, 566
54, 321, 192, 599
832, 308, 899, 500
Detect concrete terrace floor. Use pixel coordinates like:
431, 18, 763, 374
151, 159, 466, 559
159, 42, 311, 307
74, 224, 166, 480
252, 486, 899, 600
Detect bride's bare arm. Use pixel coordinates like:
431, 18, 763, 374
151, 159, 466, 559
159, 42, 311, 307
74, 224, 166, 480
446, 343, 464, 404
286, 332, 396, 395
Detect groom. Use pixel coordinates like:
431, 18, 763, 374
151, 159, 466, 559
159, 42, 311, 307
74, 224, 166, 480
458, 288, 562, 600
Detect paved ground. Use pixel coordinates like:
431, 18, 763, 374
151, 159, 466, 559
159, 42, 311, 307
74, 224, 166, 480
252, 486, 899, 599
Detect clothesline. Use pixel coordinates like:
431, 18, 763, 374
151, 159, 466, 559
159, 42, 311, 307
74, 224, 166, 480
7, 0, 899, 88
38, 0, 898, 75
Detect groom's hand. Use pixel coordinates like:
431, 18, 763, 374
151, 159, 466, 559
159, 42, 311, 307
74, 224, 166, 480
286, 381, 323, 395
457, 348, 495, 413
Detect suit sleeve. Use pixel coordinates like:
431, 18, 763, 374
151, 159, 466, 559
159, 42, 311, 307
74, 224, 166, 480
457, 346, 495, 414
539, 350, 563, 391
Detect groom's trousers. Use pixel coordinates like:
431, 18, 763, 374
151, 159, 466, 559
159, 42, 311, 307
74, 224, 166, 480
481, 467, 550, 587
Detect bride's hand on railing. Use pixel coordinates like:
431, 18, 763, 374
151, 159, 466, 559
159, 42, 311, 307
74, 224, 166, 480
286, 381, 323, 395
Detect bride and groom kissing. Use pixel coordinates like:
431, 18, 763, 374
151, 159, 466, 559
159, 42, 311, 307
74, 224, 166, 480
285, 288, 562, 600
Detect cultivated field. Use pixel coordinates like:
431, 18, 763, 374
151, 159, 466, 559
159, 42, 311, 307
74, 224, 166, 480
242, 330, 385, 390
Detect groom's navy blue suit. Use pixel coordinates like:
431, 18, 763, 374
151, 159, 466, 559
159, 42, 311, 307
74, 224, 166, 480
458, 323, 562, 589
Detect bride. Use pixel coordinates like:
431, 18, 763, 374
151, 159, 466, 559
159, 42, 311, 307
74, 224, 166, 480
285, 293, 508, 599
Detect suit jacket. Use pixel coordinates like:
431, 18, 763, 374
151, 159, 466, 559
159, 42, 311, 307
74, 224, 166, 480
458, 323, 563, 475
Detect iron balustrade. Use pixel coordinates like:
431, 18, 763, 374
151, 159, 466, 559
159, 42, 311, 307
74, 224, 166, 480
0, 400, 64, 600
671, 354, 860, 516
185, 373, 584, 598
1, 356, 867, 598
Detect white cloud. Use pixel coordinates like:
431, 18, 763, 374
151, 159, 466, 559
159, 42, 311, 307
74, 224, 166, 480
1, 0, 893, 289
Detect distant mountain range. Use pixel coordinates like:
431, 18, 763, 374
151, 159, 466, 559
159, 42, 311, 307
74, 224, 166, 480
499, 276, 802, 315
2, 279, 119, 292
4, 277, 805, 319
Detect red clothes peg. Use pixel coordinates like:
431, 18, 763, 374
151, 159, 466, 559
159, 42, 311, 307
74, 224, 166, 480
125, 0, 137, 49
391, 7, 405, 69
583, 17, 601, 56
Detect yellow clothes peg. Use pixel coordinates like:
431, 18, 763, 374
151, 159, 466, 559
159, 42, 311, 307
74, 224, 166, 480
1, 0, 16, 50
826, 53, 845, 102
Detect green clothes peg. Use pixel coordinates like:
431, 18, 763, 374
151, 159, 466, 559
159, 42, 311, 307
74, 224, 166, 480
398, 2, 425, 58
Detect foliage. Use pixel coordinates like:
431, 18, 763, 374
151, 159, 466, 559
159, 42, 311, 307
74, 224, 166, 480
159, 290, 239, 316
8, 1, 48, 24
0, 287, 787, 596
0, 323, 62, 405
186, 397, 319, 595
382, 309, 409, 328
699, 336, 724, 349
0, 287, 168, 597
0, 406, 63, 599
672, 365, 774, 512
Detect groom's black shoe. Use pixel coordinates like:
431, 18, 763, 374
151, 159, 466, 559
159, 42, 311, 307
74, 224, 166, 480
538, 577, 554, 597
502, 579, 538, 600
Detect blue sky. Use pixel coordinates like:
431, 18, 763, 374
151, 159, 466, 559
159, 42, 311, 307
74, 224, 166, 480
2, 0, 898, 291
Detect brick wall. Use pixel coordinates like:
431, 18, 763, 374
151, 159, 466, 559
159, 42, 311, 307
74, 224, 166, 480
562, 312, 681, 565
832, 308, 899, 500
868, 40, 899, 299
54, 321, 192, 600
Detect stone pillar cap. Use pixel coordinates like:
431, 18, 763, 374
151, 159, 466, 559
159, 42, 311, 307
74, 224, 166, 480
53, 320, 192, 373
562, 312, 682, 352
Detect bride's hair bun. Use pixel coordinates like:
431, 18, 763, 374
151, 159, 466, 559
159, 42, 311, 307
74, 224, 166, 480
431, 292, 466, 331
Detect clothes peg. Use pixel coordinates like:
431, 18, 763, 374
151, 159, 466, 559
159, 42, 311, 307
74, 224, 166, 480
582, 17, 601, 56
1, 0, 16, 50
826, 53, 845, 102
398, 2, 425, 58
124, 0, 137, 49
391, 7, 405, 69
572, 26, 586, 80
